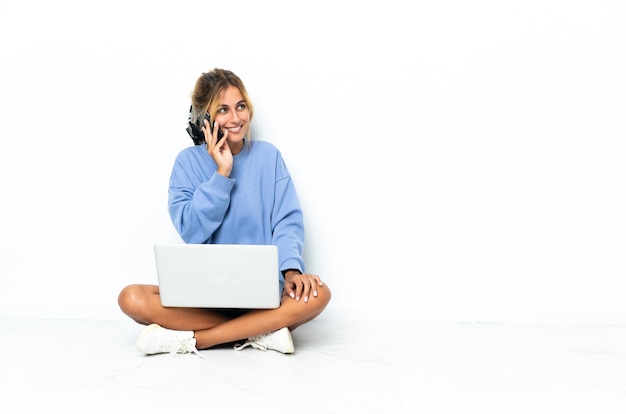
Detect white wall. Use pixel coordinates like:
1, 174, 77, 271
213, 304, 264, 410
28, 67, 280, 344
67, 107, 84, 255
1, 0, 625, 322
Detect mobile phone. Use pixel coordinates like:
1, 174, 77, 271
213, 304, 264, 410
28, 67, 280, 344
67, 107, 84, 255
203, 112, 225, 141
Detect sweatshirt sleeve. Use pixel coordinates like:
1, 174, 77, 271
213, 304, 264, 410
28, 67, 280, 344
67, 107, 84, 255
167, 155, 235, 244
271, 155, 306, 274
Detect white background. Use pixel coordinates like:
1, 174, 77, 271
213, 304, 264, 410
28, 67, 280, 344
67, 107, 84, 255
1, 0, 624, 322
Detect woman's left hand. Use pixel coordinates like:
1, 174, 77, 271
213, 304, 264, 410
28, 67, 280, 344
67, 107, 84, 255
283, 270, 324, 303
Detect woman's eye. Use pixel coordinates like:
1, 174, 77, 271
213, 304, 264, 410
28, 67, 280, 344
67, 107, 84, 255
237, 104, 247, 110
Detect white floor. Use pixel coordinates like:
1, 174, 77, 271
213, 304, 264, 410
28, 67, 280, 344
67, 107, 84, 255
2, 309, 626, 414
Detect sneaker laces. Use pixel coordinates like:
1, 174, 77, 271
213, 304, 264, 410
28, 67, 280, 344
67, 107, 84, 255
168, 338, 204, 358
233, 334, 271, 351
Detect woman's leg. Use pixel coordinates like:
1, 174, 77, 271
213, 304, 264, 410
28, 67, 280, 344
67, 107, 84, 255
118, 284, 232, 330
118, 283, 331, 349
193, 285, 331, 349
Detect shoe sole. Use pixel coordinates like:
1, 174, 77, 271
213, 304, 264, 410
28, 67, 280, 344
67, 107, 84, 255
136, 323, 161, 352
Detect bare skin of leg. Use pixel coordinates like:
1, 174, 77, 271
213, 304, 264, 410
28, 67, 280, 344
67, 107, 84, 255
118, 284, 331, 349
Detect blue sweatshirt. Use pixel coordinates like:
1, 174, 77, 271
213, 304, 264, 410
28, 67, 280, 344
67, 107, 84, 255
167, 140, 305, 287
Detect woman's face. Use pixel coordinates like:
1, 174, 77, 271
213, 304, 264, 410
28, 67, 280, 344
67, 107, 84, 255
213, 85, 250, 153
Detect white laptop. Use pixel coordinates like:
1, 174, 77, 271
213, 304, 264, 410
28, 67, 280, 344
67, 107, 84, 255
154, 243, 281, 309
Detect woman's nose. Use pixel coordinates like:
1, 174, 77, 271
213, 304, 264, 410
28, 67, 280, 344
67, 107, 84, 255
227, 110, 240, 124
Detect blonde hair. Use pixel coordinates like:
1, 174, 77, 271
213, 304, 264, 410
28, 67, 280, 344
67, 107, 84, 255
190, 68, 254, 146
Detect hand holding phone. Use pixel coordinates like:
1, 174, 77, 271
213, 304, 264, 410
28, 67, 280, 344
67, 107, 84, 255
186, 105, 224, 145
203, 112, 225, 142
204, 113, 232, 177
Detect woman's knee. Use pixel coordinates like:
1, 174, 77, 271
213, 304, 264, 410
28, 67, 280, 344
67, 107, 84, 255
316, 283, 332, 308
302, 283, 331, 315
286, 284, 331, 330
118, 284, 147, 316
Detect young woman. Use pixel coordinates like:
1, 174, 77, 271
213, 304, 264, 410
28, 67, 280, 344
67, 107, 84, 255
118, 68, 331, 355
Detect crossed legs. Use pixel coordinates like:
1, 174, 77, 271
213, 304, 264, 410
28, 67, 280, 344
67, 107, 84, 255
118, 283, 331, 349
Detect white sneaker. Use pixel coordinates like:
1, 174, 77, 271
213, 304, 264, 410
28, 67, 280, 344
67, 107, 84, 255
136, 324, 202, 357
233, 327, 295, 354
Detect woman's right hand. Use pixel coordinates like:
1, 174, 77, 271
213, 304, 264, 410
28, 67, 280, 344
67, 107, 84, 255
204, 119, 233, 177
